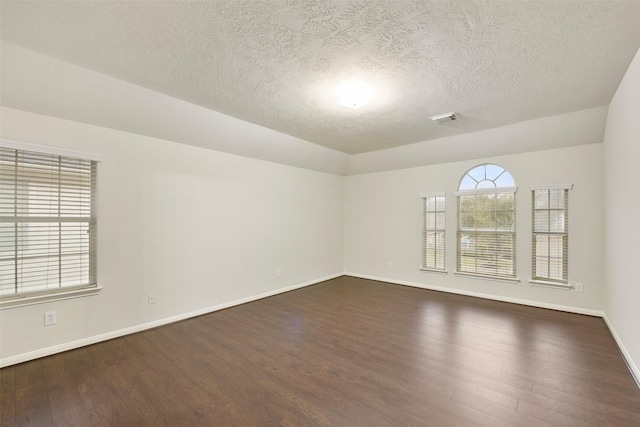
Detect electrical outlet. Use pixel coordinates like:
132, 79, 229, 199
276, 269, 283, 278
387, 261, 393, 269
44, 311, 57, 326
148, 294, 156, 304
575, 283, 584, 293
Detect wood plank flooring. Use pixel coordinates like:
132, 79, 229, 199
1, 276, 639, 426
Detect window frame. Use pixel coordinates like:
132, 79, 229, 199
455, 164, 519, 282
530, 184, 572, 288
420, 192, 447, 273
0, 139, 102, 309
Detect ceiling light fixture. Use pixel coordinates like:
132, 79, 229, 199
429, 112, 457, 123
337, 80, 373, 109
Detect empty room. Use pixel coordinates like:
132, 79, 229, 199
1, 1, 640, 425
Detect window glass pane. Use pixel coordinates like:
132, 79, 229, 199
424, 231, 445, 270
497, 211, 514, 231
426, 197, 436, 211
548, 235, 564, 258
535, 257, 549, 278
549, 211, 565, 233
494, 172, 515, 188
426, 212, 436, 229
549, 189, 564, 209
485, 164, 503, 181
534, 211, 549, 232
548, 259, 563, 280
459, 175, 477, 190
535, 235, 549, 257
535, 190, 549, 209
468, 165, 486, 182
434, 196, 445, 211
435, 212, 445, 230
0, 222, 14, 259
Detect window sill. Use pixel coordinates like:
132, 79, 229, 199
420, 268, 448, 274
529, 280, 571, 289
0, 286, 102, 310
454, 271, 520, 284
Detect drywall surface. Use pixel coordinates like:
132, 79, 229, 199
0, 42, 349, 175
344, 144, 604, 311
346, 106, 607, 175
0, 107, 344, 362
603, 48, 640, 380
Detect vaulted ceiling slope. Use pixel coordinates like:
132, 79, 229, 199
2, 1, 640, 155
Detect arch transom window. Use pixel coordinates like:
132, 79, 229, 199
458, 164, 515, 191
456, 164, 518, 280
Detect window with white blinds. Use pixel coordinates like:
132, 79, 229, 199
532, 186, 570, 284
0, 145, 98, 303
456, 164, 517, 280
422, 193, 446, 272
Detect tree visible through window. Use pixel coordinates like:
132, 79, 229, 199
456, 164, 517, 279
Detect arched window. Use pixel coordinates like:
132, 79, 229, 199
458, 164, 515, 190
456, 164, 517, 280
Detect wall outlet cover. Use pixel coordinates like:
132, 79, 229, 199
44, 311, 57, 326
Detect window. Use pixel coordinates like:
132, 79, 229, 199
456, 164, 517, 280
421, 193, 446, 272
531, 186, 571, 285
0, 142, 100, 307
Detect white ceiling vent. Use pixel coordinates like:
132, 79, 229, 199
429, 112, 457, 123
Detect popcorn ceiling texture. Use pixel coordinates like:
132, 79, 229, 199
1, 0, 640, 154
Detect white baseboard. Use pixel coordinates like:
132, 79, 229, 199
344, 272, 604, 316
0, 273, 342, 368
602, 313, 640, 389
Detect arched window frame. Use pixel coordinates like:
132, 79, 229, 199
455, 164, 519, 282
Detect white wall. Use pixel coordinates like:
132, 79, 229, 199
0, 107, 344, 363
603, 48, 640, 381
344, 143, 604, 313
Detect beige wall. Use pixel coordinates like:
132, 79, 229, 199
344, 143, 604, 313
0, 107, 344, 363
603, 47, 640, 381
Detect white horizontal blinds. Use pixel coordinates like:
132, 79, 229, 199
0, 147, 97, 299
457, 192, 516, 278
423, 195, 445, 270
455, 164, 517, 280
532, 189, 568, 283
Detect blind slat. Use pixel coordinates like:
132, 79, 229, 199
457, 190, 516, 278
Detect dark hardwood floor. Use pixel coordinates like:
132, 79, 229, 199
2, 276, 639, 426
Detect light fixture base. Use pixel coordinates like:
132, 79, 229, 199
429, 112, 457, 123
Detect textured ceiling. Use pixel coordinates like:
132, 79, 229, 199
2, 1, 640, 154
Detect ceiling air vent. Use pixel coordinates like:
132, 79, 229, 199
429, 112, 457, 123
